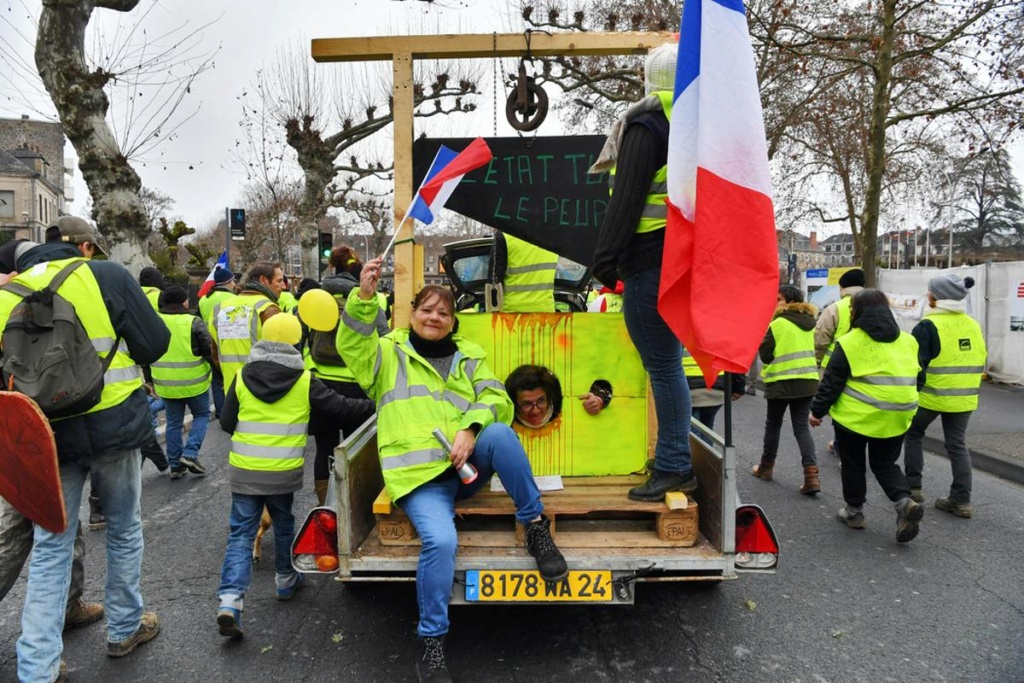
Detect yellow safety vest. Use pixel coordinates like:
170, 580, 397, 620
501, 234, 557, 313
608, 90, 672, 235
822, 296, 853, 369
142, 286, 161, 311
0, 258, 142, 419
211, 293, 275, 390
683, 350, 722, 381
199, 289, 234, 324
763, 318, 818, 384
229, 370, 312, 474
151, 313, 211, 399
919, 310, 986, 412
306, 291, 357, 384
278, 291, 298, 313
829, 328, 919, 438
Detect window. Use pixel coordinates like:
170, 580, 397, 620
0, 190, 13, 218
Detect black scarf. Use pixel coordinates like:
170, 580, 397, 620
408, 328, 458, 358
242, 281, 278, 303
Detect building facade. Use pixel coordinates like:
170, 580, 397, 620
0, 116, 69, 245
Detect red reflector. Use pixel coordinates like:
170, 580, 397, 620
736, 507, 779, 555
294, 509, 338, 556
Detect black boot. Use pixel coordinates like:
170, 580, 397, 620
88, 495, 106, 531
628, 470, 698, 502
416, 635, 453, 683
141, 436, 169, 472
524, 517, 568, 582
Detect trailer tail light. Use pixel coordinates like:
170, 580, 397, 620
292, 507, 339, 574
735, 505, 779, 571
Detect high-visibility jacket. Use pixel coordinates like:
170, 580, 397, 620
278, 291, 298, 313
199, 288, 234, 324
229, 370, 312, 481
306, 290, 357, 384
338, 294, 511, 502
152, 313, 211, 399
609, 90, 672, 236
919, 310, 986, 412
211, 293, 275, 390
0, 257, 142, 419
683, 350, 722, 381
763, 318, 818, 384
501, 234, 557, 313
142, 286, 161, 311
821, 296, 853, 369
829, 328, 919, 438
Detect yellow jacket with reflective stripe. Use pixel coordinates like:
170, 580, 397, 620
683, 350, 722, 380
337, 293, 512, 502
502, 234, 558, 313
152, 312, 211, 399
608, 90, 672, 236
763, 318, 818, 384
919, 310, 986, 412
822, 296, 852, 369
306, 291, 358, 384
229, 370, 311, 481
829, 328, 920, 438
278, 291, 298, 313
199, 288, 234, 324
211, 293, 275, 390
142, 286, 161, 311
0, 257, 142, 419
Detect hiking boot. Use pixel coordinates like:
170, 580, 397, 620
277, 573, 305, 601
169, 465, 187, 479
909, 488, 925, 504
524, 517, 568, 582
88, 495, 106, 531
64, 597, 104, 631
416, 635, 454, 683
935, 497, 972, 519
751, 460, 774, 481
217, 607, 244, 638
107, 611, 160, 658
896, 499, 924, 543
181, 457, 206, 475
628, 470, 698, 502
836, 507, 865, 529
799, 465, 821, 495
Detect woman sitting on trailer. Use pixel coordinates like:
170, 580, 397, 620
336, 257, 568, 683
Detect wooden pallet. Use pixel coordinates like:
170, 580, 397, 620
372, 476, 698, 548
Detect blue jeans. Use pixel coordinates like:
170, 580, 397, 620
623, 267, 693, 474
217, 492, 296, 610
164, 392, 211, 468
691, 405, 722, 434
147, 394, 164, 429
17, 449, 145, 682
398, 423, 543, 637
210, 366, 225, 417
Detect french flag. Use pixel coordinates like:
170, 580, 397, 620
197, 250, 229, 298
408, 137, 493, 224
658, 0, 779, 386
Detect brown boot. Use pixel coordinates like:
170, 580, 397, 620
751, 460, 774, 480
800, 465, 821, 495
314, 479, 329, 506
64, 597, 104, 631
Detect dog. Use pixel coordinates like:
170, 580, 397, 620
252, 507, 273, 563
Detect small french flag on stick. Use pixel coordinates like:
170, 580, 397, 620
197, 250, 229, 298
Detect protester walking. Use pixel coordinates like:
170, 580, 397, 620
198, 266, 236, 419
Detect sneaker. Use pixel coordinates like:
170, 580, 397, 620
169, 465, 187, 479
896, 499, 924, 543
217, 607, 244, 638
416, 635, 453, 683
524, 517, 568, 582
909, 488, 925, 504
277, 573, 305, 601
64, 597, 104, 631
628, 470, 698, 502
935, 497, 973, 519
107, 611, 160, 658
181, 457, 206, 475
836, 507, 866, 529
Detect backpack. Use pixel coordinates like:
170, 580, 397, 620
1, 260, 119, 419
308, 295, 345, 366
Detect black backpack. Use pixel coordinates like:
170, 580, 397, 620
308, 294, 345, 366
2, 260, 119, 418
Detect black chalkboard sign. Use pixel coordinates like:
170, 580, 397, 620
412, 136, 609, 266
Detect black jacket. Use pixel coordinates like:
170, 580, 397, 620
13, 244, 171, 463
810, 306, 902, 419
759, 302, 819, 400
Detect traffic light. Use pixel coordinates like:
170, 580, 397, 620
318, 231, 333, 259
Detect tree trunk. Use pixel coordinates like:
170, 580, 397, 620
35, 0, 151, 272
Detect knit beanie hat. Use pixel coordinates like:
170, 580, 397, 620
296, 277, 321, 298
838, 268, 865, 288
928, 273, 974, 301
213, 267, 235, 285
159, 286, 188, 307
139, 266, 165, 289
262, 313, 302, 345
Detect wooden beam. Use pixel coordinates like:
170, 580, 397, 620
392, 51, 414, 330
312, 31, 676, 63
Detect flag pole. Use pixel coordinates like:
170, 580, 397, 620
379, 199, 418, 262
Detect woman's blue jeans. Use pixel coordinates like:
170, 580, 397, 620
398, 423, 543, 637
623, 266, 693, 475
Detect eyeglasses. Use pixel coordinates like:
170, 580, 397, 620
517, 396, 549, 411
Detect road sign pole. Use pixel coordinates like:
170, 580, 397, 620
224, 207, 231, 270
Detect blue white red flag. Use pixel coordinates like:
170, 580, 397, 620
197, 250, 229, 298
408, 137, 493, 225
658, 0, 778, 386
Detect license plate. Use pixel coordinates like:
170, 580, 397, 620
465, 570, 613, 602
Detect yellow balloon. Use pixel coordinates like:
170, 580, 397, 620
298, 289, 340, 332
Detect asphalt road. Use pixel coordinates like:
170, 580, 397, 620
2, 396, 1023, 682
